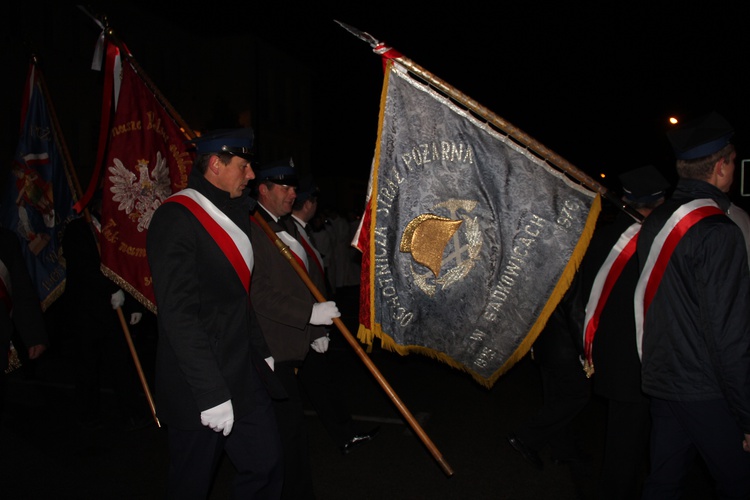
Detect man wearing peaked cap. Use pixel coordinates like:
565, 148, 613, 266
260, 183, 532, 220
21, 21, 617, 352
290, 175, 380, 455
147, 127, 286, 498
291, 174, 327, 290
666, 111, 733, 161
250, 157, 343, 498
636, 112, 750, 498
617, 164, 671, 207
254, 157, 299, 187
571, 164, 670, 499
293, 174, 319, 205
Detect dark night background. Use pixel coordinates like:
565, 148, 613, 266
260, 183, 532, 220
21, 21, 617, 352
1, 5, 749, 497
4, 2, 750, 213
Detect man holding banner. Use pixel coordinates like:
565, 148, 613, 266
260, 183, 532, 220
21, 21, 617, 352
62, 192, 148, 431
250, 159, 342, 499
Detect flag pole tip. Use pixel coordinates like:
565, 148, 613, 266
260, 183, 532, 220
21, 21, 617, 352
334, 20, 380, 47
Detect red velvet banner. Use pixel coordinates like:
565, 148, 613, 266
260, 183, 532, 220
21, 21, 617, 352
99, 60, 194, 312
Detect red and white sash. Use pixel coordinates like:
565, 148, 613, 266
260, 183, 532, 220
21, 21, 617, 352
278, 230, 308, 271
293, 220, 324, 279
634, 199, 723, 359
166, 189, 253, 291
581, 222, 640, 376
250, 214, 309, 272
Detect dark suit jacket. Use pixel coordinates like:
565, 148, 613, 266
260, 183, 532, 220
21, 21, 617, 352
147, 172, 284, 430
250, 207, 328, 364
579, 211, 645, 402
61, 215, 124, 331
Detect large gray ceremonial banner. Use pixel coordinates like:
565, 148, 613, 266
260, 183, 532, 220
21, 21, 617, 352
357, 64, 600, 387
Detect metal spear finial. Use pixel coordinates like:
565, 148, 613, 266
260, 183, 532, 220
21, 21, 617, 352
334, 20, 381, 48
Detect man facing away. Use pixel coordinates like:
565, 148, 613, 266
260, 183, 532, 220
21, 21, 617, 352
147, 128, 286, 499
578, 165, 670, 499
635, 111, 750, 499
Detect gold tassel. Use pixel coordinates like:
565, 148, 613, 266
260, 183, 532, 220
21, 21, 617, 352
5, 341, 22, 374
583, 359, 595, 379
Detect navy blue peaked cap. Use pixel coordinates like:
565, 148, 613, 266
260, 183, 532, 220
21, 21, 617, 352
667, 112, 734, 160
618, 165, 670, 203
190, 128, 254, 160
256, 157, 298, 186
295, 174, 319, 203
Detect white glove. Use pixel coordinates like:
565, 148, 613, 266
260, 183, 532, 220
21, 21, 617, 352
200, 400, 234, 436
310, 334, 330, 353
309, 301, 340, 325
265, 356, 275, 371
129, 312, 142, 325
111, 289, 125, 310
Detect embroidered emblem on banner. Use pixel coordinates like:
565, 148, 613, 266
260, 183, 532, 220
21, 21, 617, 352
108, 153, 172, 232
400, 199, 482, 297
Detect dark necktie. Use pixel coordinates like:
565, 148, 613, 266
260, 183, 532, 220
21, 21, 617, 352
306, 225, 318, 250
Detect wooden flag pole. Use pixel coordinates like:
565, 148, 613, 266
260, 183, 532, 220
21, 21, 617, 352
114, 307, 159, 426
252, 211, 454, 477
38, 54, 160, 426
33, 57, 84, 212
335, 21, 643, 224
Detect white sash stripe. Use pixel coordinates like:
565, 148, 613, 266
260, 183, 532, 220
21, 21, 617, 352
296, 223, 324, 272
169, 189, 254, 271
277, 231, 309, 271
583, 222, 640, 348
634, 198, 718, 360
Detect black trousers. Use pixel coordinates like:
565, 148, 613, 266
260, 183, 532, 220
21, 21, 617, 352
273, 362, 315, 500
597, 395, 650, 500
642, 398, 750, 500
515, 326, 591, 456
297, 348, 359, 448
166, 384, 283, 500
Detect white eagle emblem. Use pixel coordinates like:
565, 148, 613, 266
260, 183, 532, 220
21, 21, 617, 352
107, 151, 172, 232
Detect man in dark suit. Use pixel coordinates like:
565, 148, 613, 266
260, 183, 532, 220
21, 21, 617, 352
580, 165, 670, 499
249, 158, 343, 499
290, 176, 379, 454
637, 112, 750, 498
506, 278, 592, 472
62, 197, 148, 430
147, 128, 286, 499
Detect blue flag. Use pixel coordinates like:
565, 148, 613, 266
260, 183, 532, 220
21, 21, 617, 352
357, 63, 600, 388
1, 63, 78, 310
